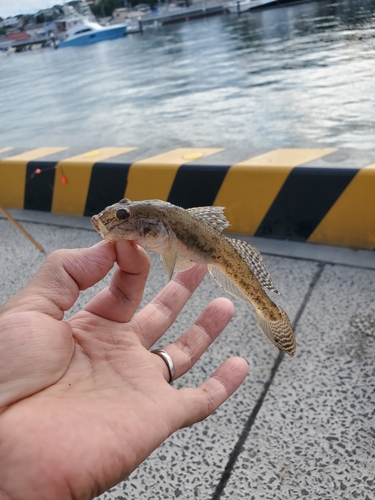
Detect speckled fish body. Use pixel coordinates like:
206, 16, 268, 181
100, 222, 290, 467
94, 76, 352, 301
91, 199, 296, 356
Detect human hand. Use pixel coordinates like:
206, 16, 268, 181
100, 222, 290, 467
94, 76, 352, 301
0, 241, 248, 500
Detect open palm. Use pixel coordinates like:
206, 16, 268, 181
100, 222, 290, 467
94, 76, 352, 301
0, 241, 248, 500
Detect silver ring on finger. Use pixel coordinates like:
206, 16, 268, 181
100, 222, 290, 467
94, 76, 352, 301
151, 348, 176, 384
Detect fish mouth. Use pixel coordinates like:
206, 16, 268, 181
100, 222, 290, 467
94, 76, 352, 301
91, 215, 108, 238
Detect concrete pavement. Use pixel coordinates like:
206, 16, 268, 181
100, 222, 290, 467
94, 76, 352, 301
1, 210, 374, 500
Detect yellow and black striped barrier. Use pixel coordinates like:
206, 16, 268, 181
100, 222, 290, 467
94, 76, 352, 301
0, 146, 374, 250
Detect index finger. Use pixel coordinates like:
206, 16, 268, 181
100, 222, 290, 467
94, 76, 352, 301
84, 240, 150, 322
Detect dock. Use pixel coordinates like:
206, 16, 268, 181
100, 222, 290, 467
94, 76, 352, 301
4, 34, 54, 52
133, 0, 302, 27
141, 2, 226, 26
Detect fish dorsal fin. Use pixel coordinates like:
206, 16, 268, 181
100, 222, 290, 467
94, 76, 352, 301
208, 265, 250, 302
161, 230, 179, 280
228, 238, 281, 295
187, 206, 229, 233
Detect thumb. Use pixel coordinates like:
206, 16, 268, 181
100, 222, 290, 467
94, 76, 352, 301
1, 242, 116, 319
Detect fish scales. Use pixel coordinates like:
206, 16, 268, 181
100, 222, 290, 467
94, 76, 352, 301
172, 218, 218, 260
214, 247, 280, 322
171, 212, 280, 319
91, 198, 296, 356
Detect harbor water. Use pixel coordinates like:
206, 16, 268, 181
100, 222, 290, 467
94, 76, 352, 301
1, 0, 375, 150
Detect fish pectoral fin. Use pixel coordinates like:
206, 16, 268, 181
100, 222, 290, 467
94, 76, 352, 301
161, 231, 179, 280
255, 306, 296, 356
228, 238, 281, 295
208, 265, 249, 302
175, 255, 196, 272
187, 206, 230, 233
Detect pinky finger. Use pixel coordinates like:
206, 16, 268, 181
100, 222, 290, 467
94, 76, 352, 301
178, 357, 248, 428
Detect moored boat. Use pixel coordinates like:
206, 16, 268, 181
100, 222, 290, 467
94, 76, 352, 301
57, 19, 127, 48
226, 0, 254, 13
226, 0, 306, 13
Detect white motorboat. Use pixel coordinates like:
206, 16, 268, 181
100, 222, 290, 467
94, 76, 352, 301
226, 0, 300, 13
226, 0, 252, 13
57, 18, 127, 48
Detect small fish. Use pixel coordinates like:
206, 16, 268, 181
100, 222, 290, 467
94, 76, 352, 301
91, 199, 296, 356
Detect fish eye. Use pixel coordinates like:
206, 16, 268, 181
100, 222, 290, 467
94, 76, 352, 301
116, 208, 130, 221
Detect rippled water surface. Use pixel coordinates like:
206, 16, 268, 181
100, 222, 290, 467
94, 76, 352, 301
1, 0, 375, 149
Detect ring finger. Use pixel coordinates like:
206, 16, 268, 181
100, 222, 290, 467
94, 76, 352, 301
151, 297, 234, 383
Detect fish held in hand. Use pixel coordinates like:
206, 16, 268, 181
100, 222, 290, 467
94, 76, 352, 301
91, 199, 296, 356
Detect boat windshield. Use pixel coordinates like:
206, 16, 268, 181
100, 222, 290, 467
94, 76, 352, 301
74, 28, 93, 34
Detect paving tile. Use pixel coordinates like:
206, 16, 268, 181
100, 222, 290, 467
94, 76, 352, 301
95, 254, 319, 499
0, 219, 101, 307
0, 216, 327, 499
222, 264, 375, 500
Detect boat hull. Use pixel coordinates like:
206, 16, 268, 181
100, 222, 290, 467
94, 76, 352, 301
226, 0, 309, 13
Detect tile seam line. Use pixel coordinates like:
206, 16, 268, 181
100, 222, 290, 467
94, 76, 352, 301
210, 262, 326, 500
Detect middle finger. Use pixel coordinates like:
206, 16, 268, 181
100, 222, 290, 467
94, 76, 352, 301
131, 264, 207, 348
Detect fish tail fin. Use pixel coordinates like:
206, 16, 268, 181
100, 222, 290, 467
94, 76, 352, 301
255, 306, 296, 356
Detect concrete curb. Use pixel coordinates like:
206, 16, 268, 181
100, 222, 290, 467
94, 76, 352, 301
1, 146, 374, 250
